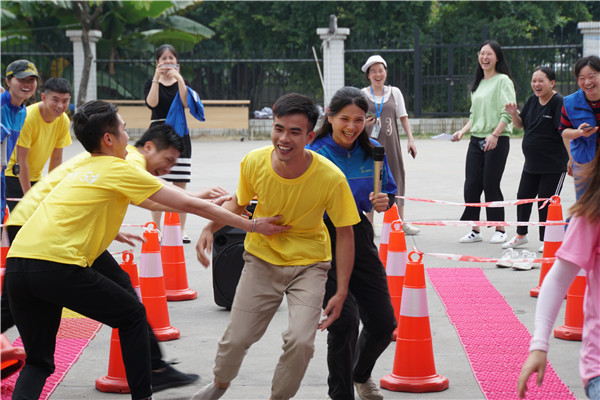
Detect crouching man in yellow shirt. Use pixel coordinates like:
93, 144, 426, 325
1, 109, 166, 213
5, 100, 288, 400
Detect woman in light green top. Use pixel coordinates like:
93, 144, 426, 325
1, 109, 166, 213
452, 40, 516, 244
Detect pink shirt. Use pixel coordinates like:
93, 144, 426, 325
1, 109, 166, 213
556, 215, 600, 386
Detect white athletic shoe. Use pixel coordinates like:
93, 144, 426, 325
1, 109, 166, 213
490, 231, 507, 244
497, 248, 517, 268
513, 250, 539, 270
403, 223, 420, 235
459, 231, 483, 243
502, 235, 529, 249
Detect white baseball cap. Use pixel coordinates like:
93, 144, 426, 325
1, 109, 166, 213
361, 55, 387, 73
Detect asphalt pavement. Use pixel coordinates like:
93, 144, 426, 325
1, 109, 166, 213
3, 135, 585, 399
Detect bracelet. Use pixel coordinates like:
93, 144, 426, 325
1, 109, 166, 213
492, 131, 501, 138
408, 139, 415, 142
152, 79, 159, 83
251, 218, 257, 233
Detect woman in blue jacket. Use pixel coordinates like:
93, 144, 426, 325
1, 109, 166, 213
307, 87, 397, 400
560, 55, 600, 199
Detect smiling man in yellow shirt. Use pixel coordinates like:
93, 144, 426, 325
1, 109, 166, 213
4, 100, 288, 400
5, 78, 72, 211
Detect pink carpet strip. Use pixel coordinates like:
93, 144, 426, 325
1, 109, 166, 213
427, 268, 575, 400
1, 309, 102, 399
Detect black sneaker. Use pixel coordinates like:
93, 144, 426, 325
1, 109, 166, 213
152, 363, 199, 392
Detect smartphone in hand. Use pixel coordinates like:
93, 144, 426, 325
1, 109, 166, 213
409, 148, 416, 159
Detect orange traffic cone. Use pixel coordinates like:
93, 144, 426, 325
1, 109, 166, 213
380, 252, 449, 393
121, 251, 141, 302
162, 213, 197, 301
379, 204, 399, 267
95, 328, 130, 393
554, 268, 586, 341
139, 222, 180, 341
531, 196, 564, 297
386, 220, 407, 340
1, 333, 25, 379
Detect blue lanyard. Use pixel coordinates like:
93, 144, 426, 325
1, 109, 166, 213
370, 86, 385, 118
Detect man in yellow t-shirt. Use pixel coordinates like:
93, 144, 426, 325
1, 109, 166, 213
2, 122, 229, 392
5, 78, 72, 211
192, 94, 360, 400
5, 101, 288, 400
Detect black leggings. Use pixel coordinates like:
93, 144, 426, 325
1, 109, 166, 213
460, 136, 510, 223
515, 170, 565, 240
323, 214, 397, 400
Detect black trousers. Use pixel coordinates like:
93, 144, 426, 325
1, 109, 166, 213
5, 176, 36, 212
461, 136, 510, 223
323, 215, 397, 400
6, 256, 152, 400
515, 171, 565, 240
2, 227, 164, 371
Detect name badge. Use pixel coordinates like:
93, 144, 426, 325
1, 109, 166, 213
371, 119, 381, 139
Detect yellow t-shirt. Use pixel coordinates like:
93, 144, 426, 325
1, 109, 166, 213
6, 152, 90, 228
7, 155, 163, 267
237, 146, 359, 266
5, 103, 72, 180
126, 145, 146, 169
7, 147, 145, 228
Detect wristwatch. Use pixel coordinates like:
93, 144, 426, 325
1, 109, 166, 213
12, 163, 20, 176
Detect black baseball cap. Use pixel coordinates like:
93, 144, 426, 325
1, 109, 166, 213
5, 59, 40, 80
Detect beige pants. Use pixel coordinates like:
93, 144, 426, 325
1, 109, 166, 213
213, 252, 330, 400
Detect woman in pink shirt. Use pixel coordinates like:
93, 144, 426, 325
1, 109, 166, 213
518, 149, 600, 399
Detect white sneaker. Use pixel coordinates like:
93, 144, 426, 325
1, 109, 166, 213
403, 222, 420, 235
502, 235, 529, 249
490, 231, 507, 244
513, 250, 539, 270
497, 248, 517, 268
538, 243, 544, 253
354, 377, 383, 400
459, 231, 483, 243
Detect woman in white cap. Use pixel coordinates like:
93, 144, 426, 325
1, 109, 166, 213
361, 55, 420, 235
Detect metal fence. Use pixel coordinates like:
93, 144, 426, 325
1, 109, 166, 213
346, 27, 583, 117
2, 26, 583, 118
95, 45, 323, 113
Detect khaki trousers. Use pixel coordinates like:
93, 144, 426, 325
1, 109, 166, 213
213, 252, 330, 400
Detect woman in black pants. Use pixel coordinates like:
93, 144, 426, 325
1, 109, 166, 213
307, 87, 397, 400
452, 40, 516, 244
504, 67, 568, 253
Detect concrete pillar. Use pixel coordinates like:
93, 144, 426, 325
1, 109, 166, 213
317, 25, 350, 108
577, 21, 600, 57
66, 29, 102, 104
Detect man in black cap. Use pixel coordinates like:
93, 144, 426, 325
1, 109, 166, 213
1, 59, 40, 222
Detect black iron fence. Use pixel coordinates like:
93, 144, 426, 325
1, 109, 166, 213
95, 45, 323, 113
2, 26, 583, 118
346, 27, 583, 117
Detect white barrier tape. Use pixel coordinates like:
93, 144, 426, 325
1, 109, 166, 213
110, 248, 135, 256
121, 224, 148, 228
409, 220, 567, 227
5, 198, 22, 202
396, 195, 550, 208
412, 247, 554, 264
399, 288, 429, 317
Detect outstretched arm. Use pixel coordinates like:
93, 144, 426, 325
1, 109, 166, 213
517, 258, 580, 398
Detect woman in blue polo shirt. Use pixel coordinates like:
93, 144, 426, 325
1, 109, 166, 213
307, 86, 397, 400
560, 55, 600, 199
